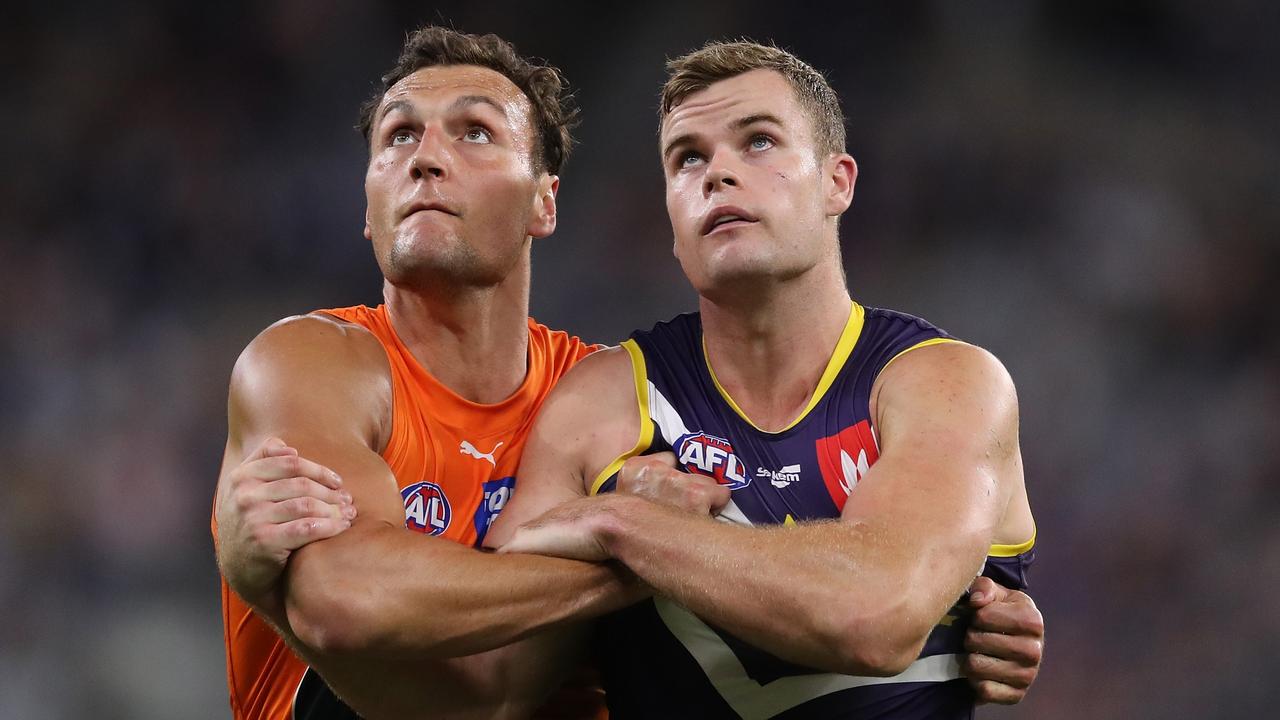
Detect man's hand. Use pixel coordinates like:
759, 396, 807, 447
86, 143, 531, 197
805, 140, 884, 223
214, 437, 356, 615
962, 576, 1044, 705
503, 454, 730, 562
500, 494, 646, 563
616, 452, 730, 516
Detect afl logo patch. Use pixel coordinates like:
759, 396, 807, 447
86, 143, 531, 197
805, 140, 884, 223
401, 481, 452, 536
674, 431, 751, 491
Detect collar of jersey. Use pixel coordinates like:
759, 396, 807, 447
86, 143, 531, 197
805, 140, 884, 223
702, 301, 864, 435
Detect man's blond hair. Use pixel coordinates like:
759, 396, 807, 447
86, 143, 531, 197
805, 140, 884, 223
661, 40, 846, 156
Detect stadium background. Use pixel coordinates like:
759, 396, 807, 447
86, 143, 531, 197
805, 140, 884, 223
3, 1, 1277, 717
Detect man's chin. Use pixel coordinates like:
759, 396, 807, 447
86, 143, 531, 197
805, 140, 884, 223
383, 255, 515, 291
692, 258, 813, 299
704, 258, 786, 284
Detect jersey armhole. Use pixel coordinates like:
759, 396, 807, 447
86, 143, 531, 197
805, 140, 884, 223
588, 339, 654, 496
879, 337, 960, 377
989, 527, 1037, 557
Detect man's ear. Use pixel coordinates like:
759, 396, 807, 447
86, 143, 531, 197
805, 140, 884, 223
363, 206, 373, 241
528, 175, 559, 239
825, 153, 857, 217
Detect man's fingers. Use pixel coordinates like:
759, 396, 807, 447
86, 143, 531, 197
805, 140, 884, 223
262, 443, 299, 459
967, 678, 1026, 706
645, 451, 677, 468
274, 517, 352, 550
708, 483, 732, 513
964, 629, 1043, 666
248, 454, 344, 490
249, 436, 295, 460
963, 651, 1036, 690
619, 453, 724, 514
259, 475, 353, 509
619, 453, 678, 485
266, 495, 355, 524
970, 590, 1043, 636
967, 575, 1002, 606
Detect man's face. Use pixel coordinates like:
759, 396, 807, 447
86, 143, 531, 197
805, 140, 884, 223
660, 69, 853, 295
364, 65, 556, 288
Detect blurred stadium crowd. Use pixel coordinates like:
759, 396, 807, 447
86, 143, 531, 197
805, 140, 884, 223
2, 1, 1276, 717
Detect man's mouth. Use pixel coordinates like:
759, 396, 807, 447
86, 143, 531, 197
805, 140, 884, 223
702, 206, 758, 236
401, 200, 459, 219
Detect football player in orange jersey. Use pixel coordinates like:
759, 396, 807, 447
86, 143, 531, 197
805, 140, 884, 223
214, 28, 637, 719
214, 27, 1044, 720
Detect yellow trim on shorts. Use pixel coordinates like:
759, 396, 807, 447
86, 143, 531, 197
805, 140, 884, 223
988, 528, 1037, 557
703, 301, 865, 435
589, 340, 654, 496
880, 337, 960, 376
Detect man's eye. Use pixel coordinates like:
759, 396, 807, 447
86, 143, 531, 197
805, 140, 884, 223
390, 130, 416, 146
679, 151, 703, 168
463, 127, 492, 144
749, 134, 774, 151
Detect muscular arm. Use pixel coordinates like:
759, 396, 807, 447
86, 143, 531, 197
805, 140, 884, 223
218, 315, 634, 716
484, 346, 647, 548
507, 342, 1031, 677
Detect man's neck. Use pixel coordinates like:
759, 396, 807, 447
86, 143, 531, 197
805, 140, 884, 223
383, 263, 532, 405
700, 264, 852, 433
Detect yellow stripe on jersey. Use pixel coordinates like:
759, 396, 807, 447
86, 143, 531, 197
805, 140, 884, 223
590, 340, 655, 496
703, 301, 866, 435
989, 528, 1037, 557
880, 336, 960, 376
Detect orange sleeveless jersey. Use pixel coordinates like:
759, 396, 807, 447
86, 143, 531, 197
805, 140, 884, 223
216, 304, 598, 719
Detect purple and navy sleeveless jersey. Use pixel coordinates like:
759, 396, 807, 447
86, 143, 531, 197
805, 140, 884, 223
590, 302, 1035, 720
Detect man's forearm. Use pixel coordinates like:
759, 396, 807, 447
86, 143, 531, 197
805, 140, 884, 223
599, 495, 976, 676
285, 522, 639, 659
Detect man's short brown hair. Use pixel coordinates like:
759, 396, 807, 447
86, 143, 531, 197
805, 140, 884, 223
358, 27, 577, 175
661, 40, 846, 157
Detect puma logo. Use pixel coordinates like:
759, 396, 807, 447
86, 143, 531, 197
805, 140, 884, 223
459, 440, 503, 467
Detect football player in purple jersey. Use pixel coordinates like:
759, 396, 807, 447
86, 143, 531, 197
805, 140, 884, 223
494, 40, 1041, 717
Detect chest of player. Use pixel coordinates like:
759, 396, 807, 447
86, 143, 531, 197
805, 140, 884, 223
647, 373, 880, 527
385, 418, 524, 547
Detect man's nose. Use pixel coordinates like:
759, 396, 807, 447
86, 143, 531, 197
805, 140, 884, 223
410, 130, 450, 180
703, 149, 740, 195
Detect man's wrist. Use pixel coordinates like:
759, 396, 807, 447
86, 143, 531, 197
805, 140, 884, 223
596, 493, 646, 562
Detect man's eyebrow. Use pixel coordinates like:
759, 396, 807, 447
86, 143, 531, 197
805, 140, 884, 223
376, 99, 415, 126
449, 95, 509, 117
376, 95, 509, 127
732, 113, 785, 130
662, 132, 696, 162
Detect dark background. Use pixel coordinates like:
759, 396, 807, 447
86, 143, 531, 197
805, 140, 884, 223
3, 1, 1277, 717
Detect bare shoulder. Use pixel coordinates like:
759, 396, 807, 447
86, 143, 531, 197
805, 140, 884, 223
235, 313, 388, 382
530, 343, 639, 451
544, 344, 636, 407
872, 341, 1017, 426
868, 340, 1021, 488
229, 314, 392, 449
522, 344, 642, 488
